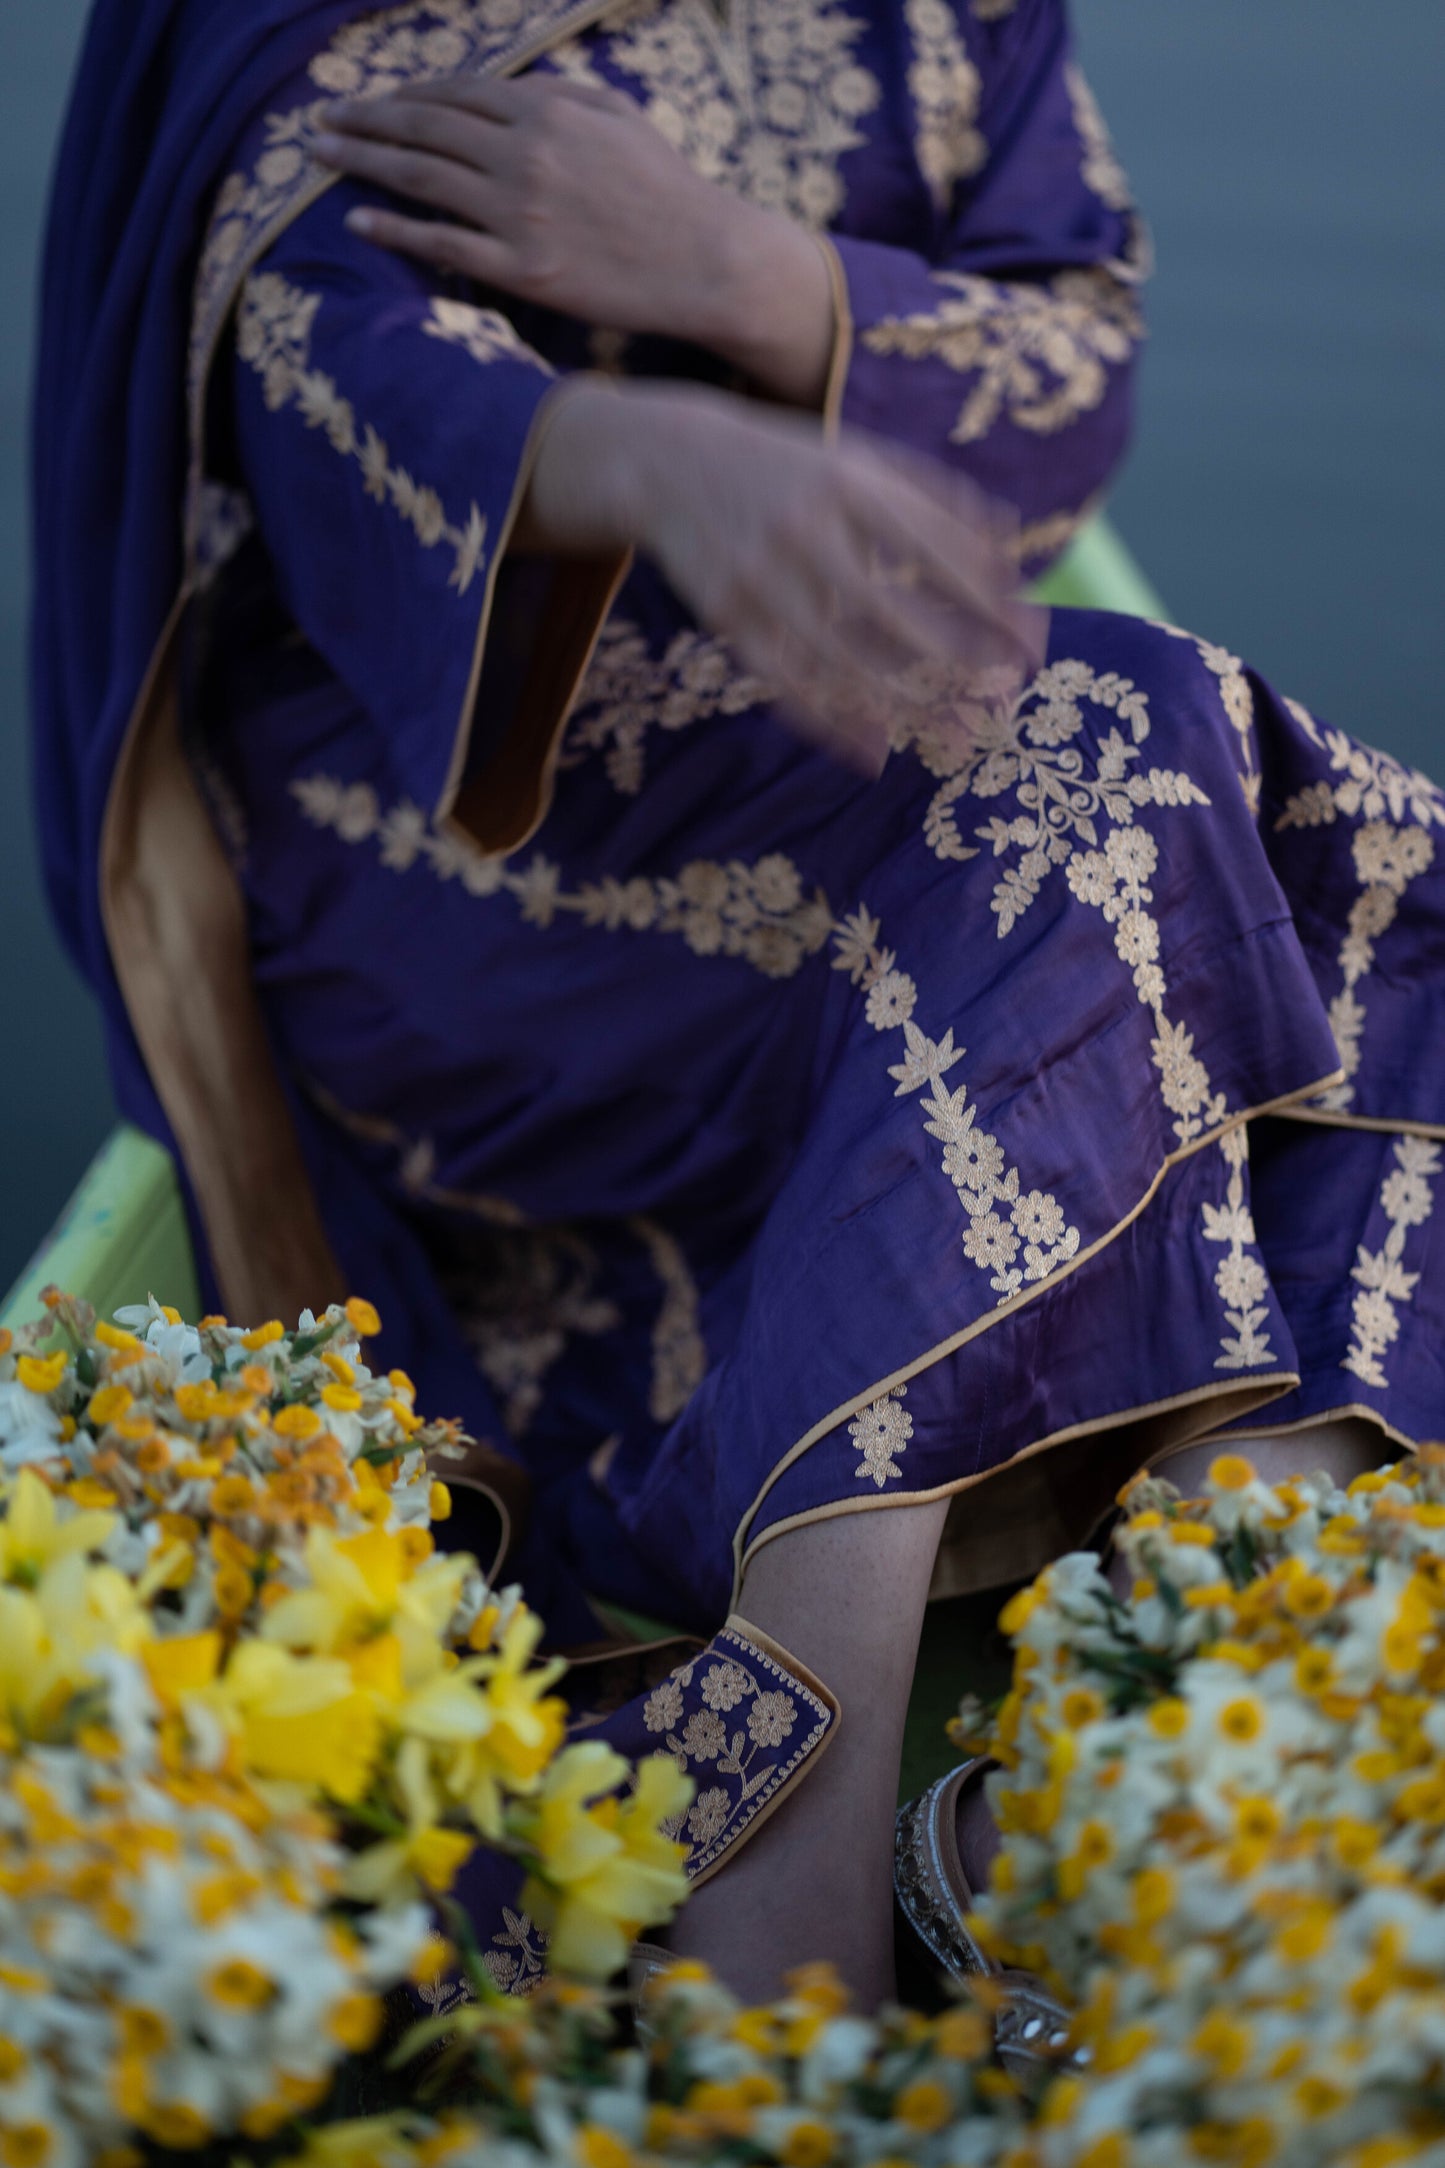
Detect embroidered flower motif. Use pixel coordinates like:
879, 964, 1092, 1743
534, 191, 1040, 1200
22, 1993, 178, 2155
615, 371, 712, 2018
681, 1709, 729, 1762
1345, 1136, 1442, 1390
941, 1116, 1005, 1196
552, 0, 880, 231
747, 1692, 798, 1748
850, 1387, 913, 1489
643, 1678, 686, 1735
862, 265, 1142, 446
686, 1785, 732, 1848
235, 271, 490, 593
1011, 1190, 1066, 1249
700, 1662, 749, 1713
563, 620, 763, 795
864, 970, 918, 1033
961, 1212, 1019, 1276
1202, 1127, 1275, 1372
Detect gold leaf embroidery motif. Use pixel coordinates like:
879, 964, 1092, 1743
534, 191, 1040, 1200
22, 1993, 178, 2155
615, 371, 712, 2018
632, 1218, 708, 1424
903, 0, 986, 208
448, 1227, 624, 1438
861, 266, 1143, 443
1202, 1126, 1274, 1372
891, 658, 1222, 1148
1275, 725, 1443, 1114
1064, 60, 1132, 215
289, 776, 835, 978
189, 0, 604, 424
1008, 499, 1097, 571
831, 904, 1080, 1298
970, 0, 1018, 16
291, 774, 1076, 1303
1161, 626, 1260, 814
236, 273, 489, 592
478, 1906, 548, 1995
548, 0, 881, 229
1343, 1136, 1441, 1391
851, 1384, 913, 1487
423, 296, 555, 371
640, 1625, 832, 1877
561, 619, 764, 796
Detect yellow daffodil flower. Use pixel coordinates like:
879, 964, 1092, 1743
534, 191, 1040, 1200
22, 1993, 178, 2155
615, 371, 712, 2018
518, 1740, 691, 1979
0, 1467, 117, 1586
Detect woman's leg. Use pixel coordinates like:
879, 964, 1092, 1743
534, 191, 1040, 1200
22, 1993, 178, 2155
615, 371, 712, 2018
665, 1496, 950, 2008
955, 1417, 1389, 1892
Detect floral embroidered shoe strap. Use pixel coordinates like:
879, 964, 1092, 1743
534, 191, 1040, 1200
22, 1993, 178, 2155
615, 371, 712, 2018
632, 1615, 839, 1887
417, 1618, 839, 2010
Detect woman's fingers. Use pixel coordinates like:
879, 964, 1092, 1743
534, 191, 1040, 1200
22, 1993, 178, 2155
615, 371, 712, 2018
341, 206, 514, 286
843, 459, 1042, 664
314, 128, 505, 226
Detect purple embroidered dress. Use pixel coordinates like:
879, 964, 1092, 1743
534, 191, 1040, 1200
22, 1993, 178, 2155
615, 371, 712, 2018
30, 2, 1445, 1940
182, 0, 1445, 1636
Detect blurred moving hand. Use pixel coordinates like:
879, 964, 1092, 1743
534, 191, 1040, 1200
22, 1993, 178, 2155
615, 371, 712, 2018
315, 78, 1046, 775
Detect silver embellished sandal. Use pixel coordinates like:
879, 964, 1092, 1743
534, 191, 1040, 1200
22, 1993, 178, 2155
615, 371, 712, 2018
894, 1759, 1075, 2082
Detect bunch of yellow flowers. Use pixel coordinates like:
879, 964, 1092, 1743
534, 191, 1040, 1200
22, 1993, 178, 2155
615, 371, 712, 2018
967, 1448, 1445, 2167
0, 1292, 691, 2164
269, 1961, 1021, 2168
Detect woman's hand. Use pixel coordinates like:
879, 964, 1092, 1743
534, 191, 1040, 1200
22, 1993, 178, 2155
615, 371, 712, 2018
314, 76, 836, 405
527, 382, 1047, 774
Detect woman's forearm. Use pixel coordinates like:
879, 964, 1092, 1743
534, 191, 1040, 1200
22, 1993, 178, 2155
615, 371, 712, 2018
675, 200, 838, 410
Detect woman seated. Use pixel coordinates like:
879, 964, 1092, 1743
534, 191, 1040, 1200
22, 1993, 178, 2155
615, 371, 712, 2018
32, 0, 1443, 2029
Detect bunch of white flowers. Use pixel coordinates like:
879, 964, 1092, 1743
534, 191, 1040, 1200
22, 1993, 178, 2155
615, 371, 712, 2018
0, 1291, 691, 2164
968, 1448, 1445, 2167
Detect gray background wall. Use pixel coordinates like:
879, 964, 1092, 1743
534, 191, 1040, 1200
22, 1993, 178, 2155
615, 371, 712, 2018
1, 1, 1441, 1294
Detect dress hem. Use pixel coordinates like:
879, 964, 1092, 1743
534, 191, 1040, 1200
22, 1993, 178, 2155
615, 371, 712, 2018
726, 1065, 1354, 1601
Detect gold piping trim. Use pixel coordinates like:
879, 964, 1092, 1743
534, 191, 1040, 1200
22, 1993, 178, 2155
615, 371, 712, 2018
684, 1613, 841, 1892
436, 373, 632, 850
101, 0, 626, 1315
727, 1067, 1345, 1600
184, 0, 619, 483
1198, 1402, 1439, 1458
736, 1372, 1298, 1583
1273, 1106, 1445, 1143
814, 233, 854, 445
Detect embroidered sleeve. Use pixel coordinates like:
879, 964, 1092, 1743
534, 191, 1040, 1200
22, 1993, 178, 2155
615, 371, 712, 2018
823, 0, 1147, 578
227, 186, 626, 854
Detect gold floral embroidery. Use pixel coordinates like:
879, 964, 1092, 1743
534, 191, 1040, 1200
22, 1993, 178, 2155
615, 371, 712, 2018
1161, 626, 1260, 813
1276, 707, 1445, 834
1010, 500, 1097, 571
851, 1385, 912, 1487
1275, 726, 1443, 1111
236, 273, 490, 592
548, 0, 880, 229
1202, 1126, 1274, 1372
447, 1226, 623, 1438
423, 296, 554, 371
1064, 62, 1130, 213
903, 0, 986, 208
189, 0, 605, 416
561, 619, 764, 796
861, 266, 1143, 443
290, 774, 835, 979
632, 1218, 708, 1424
1343, 1136, 1441, 1391
641, 1625, 833, 1877
832, 905, 1080, 1298
970, 0, 1017, 17
893, 658, 1223, 1149
478, 1906, 548, 1995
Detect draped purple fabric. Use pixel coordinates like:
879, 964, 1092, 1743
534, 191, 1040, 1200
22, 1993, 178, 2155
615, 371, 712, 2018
33, 0, 1445, 1653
